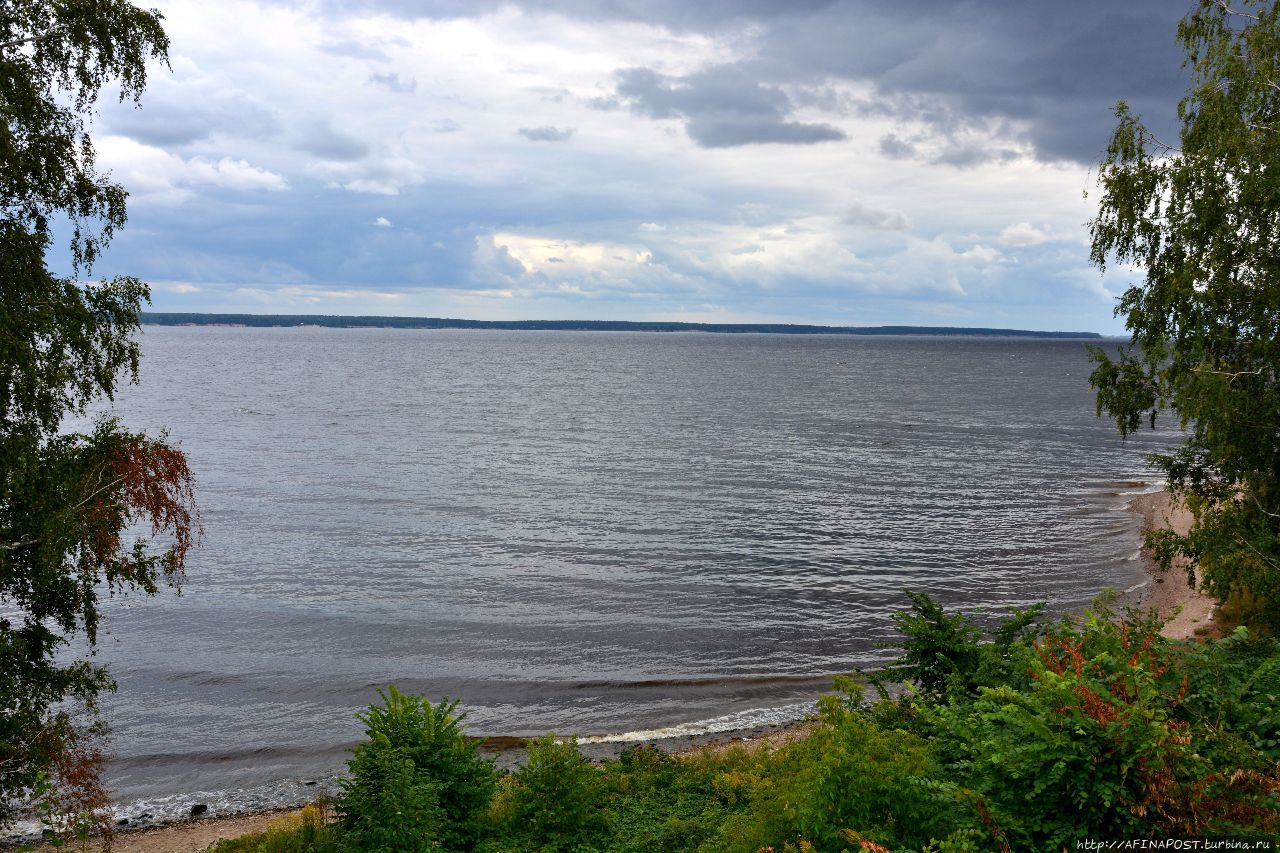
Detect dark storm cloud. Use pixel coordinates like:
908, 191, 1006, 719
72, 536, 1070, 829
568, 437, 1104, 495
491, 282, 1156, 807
607, 65, 845, 148
614, 66, 782, 121
877, 134, 915, 160
745, 0, 1188, 163
688, 117, 844, 147
931, 143, 1020, 169
298, 0, 1187, 164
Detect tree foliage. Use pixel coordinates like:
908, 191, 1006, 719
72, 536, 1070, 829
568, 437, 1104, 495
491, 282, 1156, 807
881, 591, 1043, 700
494, 734, 607, 851
1089, 0, 1280, 631
1, 0, 167, 268
0, 0, 194, 829
338, 687, 497, 851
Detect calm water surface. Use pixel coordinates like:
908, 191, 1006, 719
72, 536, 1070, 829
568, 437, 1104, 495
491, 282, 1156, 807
69, 327, 1169, 815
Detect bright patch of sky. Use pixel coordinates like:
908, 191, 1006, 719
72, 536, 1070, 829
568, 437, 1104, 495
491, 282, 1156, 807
80, 0, 1189, 332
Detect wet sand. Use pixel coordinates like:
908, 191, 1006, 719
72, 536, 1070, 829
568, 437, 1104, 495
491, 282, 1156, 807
16, 808, 305, 853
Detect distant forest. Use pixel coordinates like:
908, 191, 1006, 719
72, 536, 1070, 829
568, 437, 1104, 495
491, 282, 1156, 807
140, 313, 1102, 339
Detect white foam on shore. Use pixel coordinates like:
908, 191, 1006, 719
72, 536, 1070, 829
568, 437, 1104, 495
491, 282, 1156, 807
576, 701, 817, 744
1, 777, 342, 844
1118, 480, 1167, 496
104, 778, 337, 823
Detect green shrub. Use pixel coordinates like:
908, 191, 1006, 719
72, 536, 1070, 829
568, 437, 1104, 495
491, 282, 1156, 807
1176, 626, 1280, 764
708, 687, 968, 852
339, 745, 448, 851
923, 603, 1280, 847
492, 734, 605, 851
338, 686, 496, 851
883, 591, 1043, 700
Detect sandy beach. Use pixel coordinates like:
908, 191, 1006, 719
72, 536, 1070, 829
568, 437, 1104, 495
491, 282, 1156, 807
1128, 488, 1218, 640
62, 809, 308, 853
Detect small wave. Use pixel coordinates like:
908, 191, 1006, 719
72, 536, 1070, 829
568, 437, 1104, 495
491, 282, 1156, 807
576, 702, 817, 744
1116, 485, 1167, 496
569, 674, 834, 691
108, 741, 360, 771
165, 669, 251, 687
107, 778, 336, 823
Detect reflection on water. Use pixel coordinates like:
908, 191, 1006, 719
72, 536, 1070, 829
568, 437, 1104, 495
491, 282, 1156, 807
71, 328, 1170, 812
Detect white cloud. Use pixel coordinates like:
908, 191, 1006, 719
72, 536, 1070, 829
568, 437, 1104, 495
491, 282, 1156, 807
162, 282, 203, 294
309, 156, 424, 195
186, 156, 288, 191
960, 244, 1003, 263
467, 220, 1025, 306
96, 135, 287, 202
999, 222, 1049, 246
494, 234, 652, 273
85, 0, 1123, 331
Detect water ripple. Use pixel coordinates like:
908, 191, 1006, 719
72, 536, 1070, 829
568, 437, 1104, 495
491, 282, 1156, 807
62, 329, 1174, 811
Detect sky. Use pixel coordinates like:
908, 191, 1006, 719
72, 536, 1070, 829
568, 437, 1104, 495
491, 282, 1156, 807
76, 0, 1192, 333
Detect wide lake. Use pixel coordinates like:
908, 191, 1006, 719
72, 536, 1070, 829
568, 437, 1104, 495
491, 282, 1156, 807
73, 327, 1170, 817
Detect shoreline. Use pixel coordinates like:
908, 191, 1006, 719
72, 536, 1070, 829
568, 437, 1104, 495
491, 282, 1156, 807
14, 721, 823, 853
1127, 488, 1218, 640
17, 488, 1215, 852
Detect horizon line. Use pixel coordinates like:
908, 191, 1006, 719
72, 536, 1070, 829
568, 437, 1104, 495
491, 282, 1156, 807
138, 312, 1104, 339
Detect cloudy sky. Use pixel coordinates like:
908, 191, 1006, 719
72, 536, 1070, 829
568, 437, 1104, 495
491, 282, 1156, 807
78, 0, 1191, 332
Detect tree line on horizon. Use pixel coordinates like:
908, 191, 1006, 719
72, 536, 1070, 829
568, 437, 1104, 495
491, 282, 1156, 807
138, 312, 1104, 339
